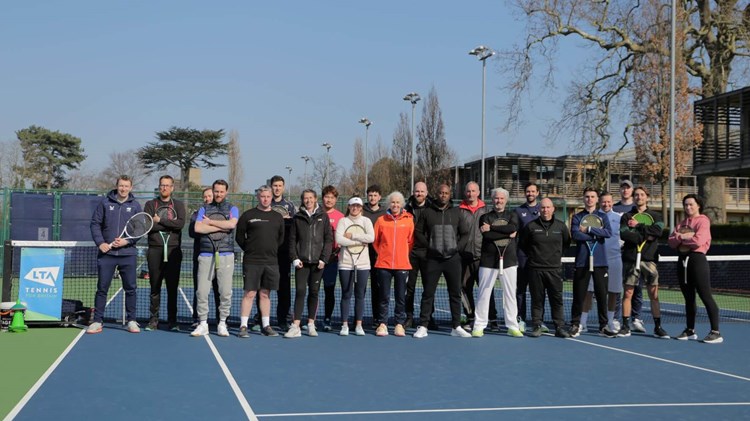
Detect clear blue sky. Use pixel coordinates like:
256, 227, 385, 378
0, 1, 584, 191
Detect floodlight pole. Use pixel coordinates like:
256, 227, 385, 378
403, 92, 421, 193
469, 45, 495, 201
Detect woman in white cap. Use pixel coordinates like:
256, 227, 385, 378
335, 196, 375, 336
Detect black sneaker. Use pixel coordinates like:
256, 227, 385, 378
323, 318, 332, 332
168, 323, 180, 332
676, 328, 697, 341
262, 325, 279, 337
569, 324, 581, 338
599, 327, 617, 338
145, 320, 158, 331
404, 316, 414, 329
238, 326, 250, 338
617, 325, 631, 337
555, 328, 571, 339
653, 326, 670, 339
488, 320, 500, 332
528, 326, 543, 338
702, 330, 723, 344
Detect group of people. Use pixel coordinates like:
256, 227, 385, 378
86, 175, 723, 344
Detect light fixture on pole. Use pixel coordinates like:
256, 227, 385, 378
469, 45, 495, 201
321, 142, 333, 186
300, 155, 311, 188
403, 92, 421, 192
358, 118, 372, 192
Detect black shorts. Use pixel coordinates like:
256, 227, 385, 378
243, 263, 280, 291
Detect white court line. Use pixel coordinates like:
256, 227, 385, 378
3, 289, 126, 421
180, 288, 258, 421
566, 336, 750, 382
256, 402, 750, 418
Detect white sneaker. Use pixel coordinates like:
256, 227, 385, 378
126, 320, 140, 333
413, 326, 428, 339
339, 325, 349, 336
284, 324, 301, 338
355, 325, 365, 336
632, 318, 646, 333
307, 323, 318, 337
451, 326, 472, 338
518, 319, 526, 332
217, 321, 229, 337
612, 319, 621, 332
86, 322, 103, 334
580, 324, 588, 333
191, 322, 209, 337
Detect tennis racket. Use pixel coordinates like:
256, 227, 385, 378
677, 225, 695, 254
580, 214, 603, 272
206, 212, 229, 273
632, 212, 654, 272
491, 218, 510, 276
344, 224, 367, 271
110, 212, 153, 248
272, 205, 290, 218
156, 204, 177, 262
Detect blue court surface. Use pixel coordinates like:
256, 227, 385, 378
7, 319, 750, 420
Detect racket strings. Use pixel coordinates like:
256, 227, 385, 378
125, 214, 153, 238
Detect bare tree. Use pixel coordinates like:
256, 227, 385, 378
66, 166, 102, 191
310, 154, 343, 192
227, 130, 243, 193
502, 0, 750, 223
416, 86, 457, 194
631, 1, 704, 223
97, 150, 153, 191
391, 112, 412, 194
347, 137, 365, 195
0, 139, 26, 188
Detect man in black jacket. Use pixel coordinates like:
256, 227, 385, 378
144, 175, 186, 332
363, 185, 386, 328
518, 198, 571, 338
404, 181, 435, 328
413, 184, 470, 338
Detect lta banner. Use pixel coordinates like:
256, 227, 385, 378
18, 248, 65, 321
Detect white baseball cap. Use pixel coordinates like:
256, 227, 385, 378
348, 197, 363, 206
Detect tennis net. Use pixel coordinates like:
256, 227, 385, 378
3, 240, 749, 326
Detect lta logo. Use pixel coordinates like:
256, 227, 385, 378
24, 266, 61, 287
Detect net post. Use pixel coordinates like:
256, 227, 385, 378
2, 240, 13, 302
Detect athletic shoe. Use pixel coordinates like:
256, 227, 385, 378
354, 325, 365, 336
676, 328, 697, 341
284, 325, 301, 338
489, 320, 500, 332
376, 324, 388, 337
568, 324, 581, 338
127, 321, 140, 333
612, 319, 621, 331
540, 323, 550, 333
262, 325, 279, 337
517, 318, 526, 332
307, 323, 318, 337
169, 323, 180, 332
191, 322, 209, 337
86, 322, 103, 334
413, 326, 428, 339
339, 325, 349, 336
599, 327, 617, 338
451, 326, 472, 338
250, 324, 261, 332
653, 326, 670, 339
471, 329, 484, 338
191, 321, 200, 329
632, 318, 646, 333
580, 324, 588, 333
507, 328, 524, 338
238, 326, 250, 338
302, 323, 309, 331
616, 325, 631, 337
555, 328, 571, 339
145, 320, 158, 331
528, 326, 543, 338
217, 322, 229, 337
394, 324, 406, 337
323, 318, 332, 332
404, 316, 414, 329
702, 330, 723, 344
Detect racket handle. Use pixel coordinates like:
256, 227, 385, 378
589, 255, 594, 272
163, 245, 168, 263
634, 253, 642, 272
499, 257, 504, 277
214, 252, 220, 270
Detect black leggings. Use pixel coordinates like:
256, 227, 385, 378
677, 253, 720, 331
294, 264, 323, 321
